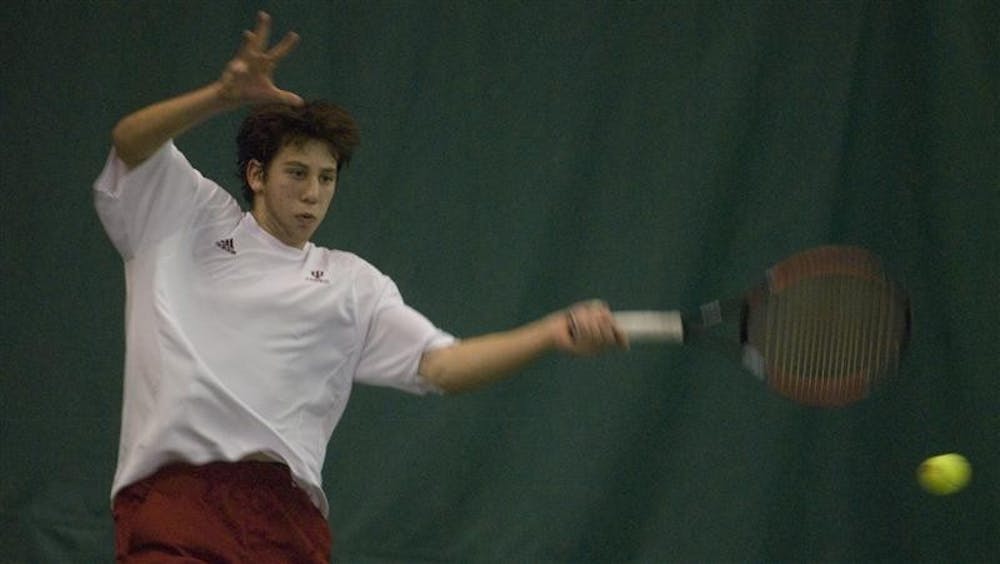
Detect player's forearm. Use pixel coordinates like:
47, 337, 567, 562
111, 82, 234, 169
419, 316, 563, 394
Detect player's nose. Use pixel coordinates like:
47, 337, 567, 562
301, 178, 320, 203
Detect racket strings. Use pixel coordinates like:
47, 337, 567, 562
753, 247, 907, 406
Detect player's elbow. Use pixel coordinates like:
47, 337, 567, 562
111, 128, 137, 168
110, 119, 150, 170
419, 345, 473, 395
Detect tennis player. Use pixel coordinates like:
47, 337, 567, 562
95, 12, 626, 562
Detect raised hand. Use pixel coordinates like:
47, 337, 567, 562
218, 11, 303, 107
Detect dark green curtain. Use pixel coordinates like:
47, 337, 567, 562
2, 1, 997, 562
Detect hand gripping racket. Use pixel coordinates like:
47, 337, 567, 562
616, 246, 911, 407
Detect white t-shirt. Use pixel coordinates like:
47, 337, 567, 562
94, 142, 455, 517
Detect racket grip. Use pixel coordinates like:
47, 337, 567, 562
614, 311, 684, 343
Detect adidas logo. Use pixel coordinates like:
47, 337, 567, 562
215, 238, 236, 255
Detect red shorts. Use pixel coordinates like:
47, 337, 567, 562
113, 461, 331, 563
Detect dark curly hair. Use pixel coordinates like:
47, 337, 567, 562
236, 101, 361, 205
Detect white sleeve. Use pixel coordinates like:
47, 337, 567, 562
93, 141, 240, 259
354, 280, 456, 395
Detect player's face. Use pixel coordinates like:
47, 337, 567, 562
249, 139, 339, 248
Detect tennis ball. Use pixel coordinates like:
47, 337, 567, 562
917, 453, 971, 495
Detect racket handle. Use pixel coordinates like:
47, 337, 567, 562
614, 311, 684, 343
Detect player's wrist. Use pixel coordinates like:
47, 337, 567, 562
536, 311, 572, 352
211, 80, 245, 111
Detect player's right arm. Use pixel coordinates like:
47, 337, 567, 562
419, 300, 627, 394
112, 11, 303, 169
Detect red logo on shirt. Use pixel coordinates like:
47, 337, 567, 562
307, 270, 328, 283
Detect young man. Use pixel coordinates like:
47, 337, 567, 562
95, 12, 626, 562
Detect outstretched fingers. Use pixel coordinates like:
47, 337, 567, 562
239, 12, 299, 63
269, 30, 300, 61
220, 12, 303, 106
252, 11, 272, 52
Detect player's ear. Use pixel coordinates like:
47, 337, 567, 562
247, 159, 265, 193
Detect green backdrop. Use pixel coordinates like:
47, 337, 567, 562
2, 1, 997, 562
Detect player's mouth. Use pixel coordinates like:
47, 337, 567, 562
295, 213, 317, 225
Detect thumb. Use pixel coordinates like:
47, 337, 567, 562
277, 89, 305, 106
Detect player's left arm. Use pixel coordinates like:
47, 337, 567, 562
419, 300, 627, 394
111, 11, 302, 169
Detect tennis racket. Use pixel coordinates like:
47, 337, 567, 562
615, 246, 911, 407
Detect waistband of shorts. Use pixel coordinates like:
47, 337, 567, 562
146, 459, 293, 487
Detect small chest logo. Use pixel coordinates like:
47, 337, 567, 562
215, 238, 236, 255
307, 270, 329, 284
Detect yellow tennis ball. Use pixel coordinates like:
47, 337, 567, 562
917, 453, 971, 495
